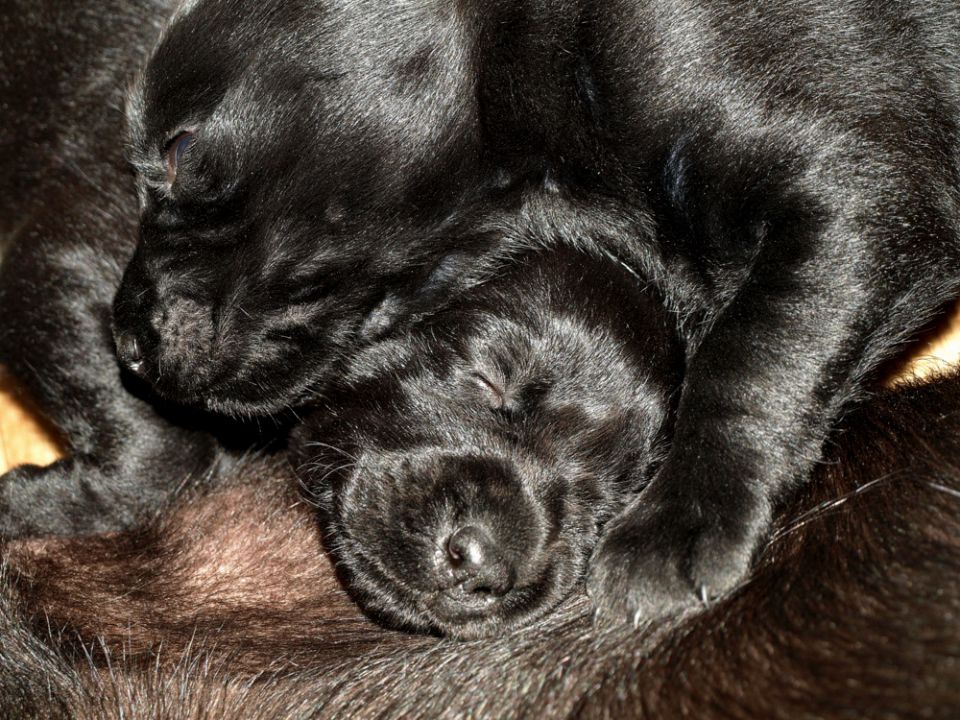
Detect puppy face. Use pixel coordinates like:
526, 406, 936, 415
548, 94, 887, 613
115, 0, 482, 414
296, 249, 682, 637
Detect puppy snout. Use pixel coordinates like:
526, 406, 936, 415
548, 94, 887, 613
113, 294, 218, 398
440, 524, 515, 599
114, 331, 146, 376
153, 297, 214, 362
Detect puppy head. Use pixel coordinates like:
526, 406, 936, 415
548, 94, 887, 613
296, 248, 683, 638
114, 0, 482, 414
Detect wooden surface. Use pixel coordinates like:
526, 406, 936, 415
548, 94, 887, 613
2, 301, 959, 474
0, 369, 63, 472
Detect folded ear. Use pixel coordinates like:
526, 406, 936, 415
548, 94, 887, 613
359, 251, 479, 341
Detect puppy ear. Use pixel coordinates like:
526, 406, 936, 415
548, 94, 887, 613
359, 252, 478, 341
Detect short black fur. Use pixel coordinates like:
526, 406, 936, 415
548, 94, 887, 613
294, 247, 681, 636
3, 0, 960, 627
0, 0, 224, 537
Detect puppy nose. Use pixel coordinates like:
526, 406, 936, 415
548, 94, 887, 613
444, 525, 515, 597
115, 331, 146, 375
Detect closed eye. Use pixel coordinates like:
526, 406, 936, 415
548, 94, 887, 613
165, 130, 195, 184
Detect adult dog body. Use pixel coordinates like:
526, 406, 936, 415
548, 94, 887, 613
4, 376, 960, 718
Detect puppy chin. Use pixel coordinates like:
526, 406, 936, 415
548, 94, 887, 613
341, 539, 580, 640
348, 584, 566, 640
421, 586, 569, 640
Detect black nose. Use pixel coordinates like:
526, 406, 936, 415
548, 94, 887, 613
443, 525, 515, 597
114, 331, 145, 375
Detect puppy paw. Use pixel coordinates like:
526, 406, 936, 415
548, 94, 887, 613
0, 459, 133, 538
0, 463, 59, 538
586, 490, 764, 626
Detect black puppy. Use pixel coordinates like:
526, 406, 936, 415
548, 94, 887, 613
1, 3, 680, 640
111, 0, 960, 623
6, 373, 960, 718
5, 0, 960, 627
0, 0, 680, 637
294, 247, 681, 636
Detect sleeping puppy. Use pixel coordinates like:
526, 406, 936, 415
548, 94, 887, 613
5, 373, 960, 719
294, 247, 682, 636
8, 243, 681, 642
112, 0, 960, 624
2, 3, 681, 642
3, 0, 960, 630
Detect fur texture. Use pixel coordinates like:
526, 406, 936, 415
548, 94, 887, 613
0, 0, 223, 536
0, 7, 957, 717
4, 0, 960, 630
294, 246, 682, 636
2, 373, 960, 718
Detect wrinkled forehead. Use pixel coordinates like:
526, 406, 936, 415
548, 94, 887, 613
360, 303, 632, 396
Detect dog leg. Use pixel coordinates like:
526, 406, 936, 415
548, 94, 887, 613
589, 148, 960, 623
0, 191, 218, 538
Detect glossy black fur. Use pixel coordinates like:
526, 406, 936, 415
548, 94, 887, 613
294, 247, 682, 636
2, 374, 960, 718
0, 0, 224, 536
116, 0, 960, 623
3, 0, 960, 629
1, 3, 958, 707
